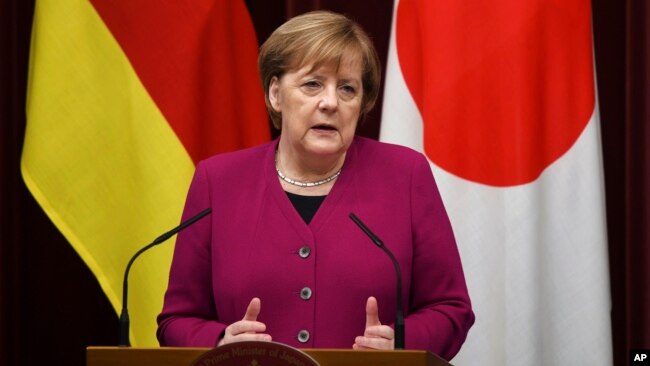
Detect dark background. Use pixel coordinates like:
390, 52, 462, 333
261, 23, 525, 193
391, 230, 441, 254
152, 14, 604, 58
1, 1, 648, 365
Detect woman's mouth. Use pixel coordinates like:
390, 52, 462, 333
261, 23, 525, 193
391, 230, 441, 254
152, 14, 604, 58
311, 124, 337, 131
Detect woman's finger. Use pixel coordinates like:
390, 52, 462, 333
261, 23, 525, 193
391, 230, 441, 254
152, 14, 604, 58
227, 320, 267, 335
365, 296, 381, 328
232, 332, 272, 342
363, 325, 394, 339
242, 298, 261, 321
354, 335, 394, 350
219, 297, 271, 346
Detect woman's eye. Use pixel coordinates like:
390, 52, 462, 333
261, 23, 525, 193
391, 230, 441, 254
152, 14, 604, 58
340, 85, 356, 95
303, 81, 320, 89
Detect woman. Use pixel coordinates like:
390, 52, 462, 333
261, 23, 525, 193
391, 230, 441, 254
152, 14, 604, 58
157, 10, 474, 360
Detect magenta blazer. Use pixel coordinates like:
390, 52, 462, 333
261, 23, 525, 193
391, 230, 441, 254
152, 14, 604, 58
157, 136, 474, 360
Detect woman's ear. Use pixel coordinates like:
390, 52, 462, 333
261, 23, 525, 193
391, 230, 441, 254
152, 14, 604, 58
269, 76, 281, 112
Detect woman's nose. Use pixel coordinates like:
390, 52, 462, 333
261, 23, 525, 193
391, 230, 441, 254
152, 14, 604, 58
318, 86, 338, 111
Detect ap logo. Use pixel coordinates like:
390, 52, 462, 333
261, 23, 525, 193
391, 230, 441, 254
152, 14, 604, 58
631, 349, 650, 365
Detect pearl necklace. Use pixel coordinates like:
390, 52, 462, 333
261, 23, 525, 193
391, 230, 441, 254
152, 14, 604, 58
275, 153, 342, 187
276, 167, 341, 187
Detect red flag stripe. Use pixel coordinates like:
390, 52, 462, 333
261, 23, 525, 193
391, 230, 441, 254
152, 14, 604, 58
89, 0, 270, 162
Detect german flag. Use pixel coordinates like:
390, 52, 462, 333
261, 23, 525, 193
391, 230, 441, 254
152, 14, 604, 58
22, 0, 269, 346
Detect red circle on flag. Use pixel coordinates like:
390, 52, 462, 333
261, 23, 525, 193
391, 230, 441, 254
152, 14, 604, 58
396, 0, 595, 186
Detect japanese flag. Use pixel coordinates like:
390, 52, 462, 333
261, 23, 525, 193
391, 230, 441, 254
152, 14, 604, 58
380, 0, 612, 364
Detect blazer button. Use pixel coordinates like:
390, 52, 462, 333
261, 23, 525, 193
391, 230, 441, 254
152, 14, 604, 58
300, 287, 312, 300
297, 330, 310, 343
298, 246, 311, 258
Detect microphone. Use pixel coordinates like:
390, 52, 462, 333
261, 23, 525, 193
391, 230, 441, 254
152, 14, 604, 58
349, 213, 405, 349
118, 208, 212, 346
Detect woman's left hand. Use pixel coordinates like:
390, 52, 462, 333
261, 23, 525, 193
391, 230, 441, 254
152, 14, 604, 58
352, 296, 395, 350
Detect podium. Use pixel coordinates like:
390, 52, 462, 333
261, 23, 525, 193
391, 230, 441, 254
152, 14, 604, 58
87, 347, 451, 366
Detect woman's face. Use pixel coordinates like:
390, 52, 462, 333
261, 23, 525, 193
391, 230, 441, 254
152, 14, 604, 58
269, 54, 363, 158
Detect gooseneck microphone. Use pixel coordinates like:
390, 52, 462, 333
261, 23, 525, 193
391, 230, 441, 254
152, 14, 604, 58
349, 213, 405, 349
118, 208, 212, 346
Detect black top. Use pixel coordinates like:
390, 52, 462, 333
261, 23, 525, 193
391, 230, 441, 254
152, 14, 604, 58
285, 191, 327, 225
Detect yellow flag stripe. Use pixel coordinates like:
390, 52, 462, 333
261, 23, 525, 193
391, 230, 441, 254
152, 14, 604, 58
23, 0, 195, 346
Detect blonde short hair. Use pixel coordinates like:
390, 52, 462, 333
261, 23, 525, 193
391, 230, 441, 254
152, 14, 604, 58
258, 11, 381, 129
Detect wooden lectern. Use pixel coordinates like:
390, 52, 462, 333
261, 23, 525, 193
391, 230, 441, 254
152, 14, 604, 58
87, 347, 451, 366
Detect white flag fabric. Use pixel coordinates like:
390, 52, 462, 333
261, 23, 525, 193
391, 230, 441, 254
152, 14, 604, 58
380, 0, 612, 364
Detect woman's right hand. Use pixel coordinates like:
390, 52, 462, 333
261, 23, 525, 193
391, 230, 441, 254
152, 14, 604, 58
217, 297, 272, 346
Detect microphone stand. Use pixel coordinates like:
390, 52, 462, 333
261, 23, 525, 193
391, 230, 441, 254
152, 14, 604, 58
349, 213, 405, 349
118, 208, 212, 346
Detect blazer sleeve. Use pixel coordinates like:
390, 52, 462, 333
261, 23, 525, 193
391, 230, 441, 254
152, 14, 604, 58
156, 161, 227, 346
404, 153, 475, 360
